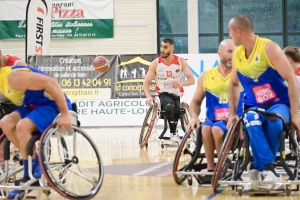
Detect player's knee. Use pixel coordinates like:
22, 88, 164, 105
0, 115, 15, 133
271, 119, 284, 132
15, 120, 32, 139
164, 103, 175, 115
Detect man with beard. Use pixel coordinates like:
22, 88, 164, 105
187, 39, 244, 175
227, 15, 300, 189
143, 38, 194, 140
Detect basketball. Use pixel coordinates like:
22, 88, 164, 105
92, 56, 110, 73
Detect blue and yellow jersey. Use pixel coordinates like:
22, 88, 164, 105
0, 66, 72, 109
203, 66, 244, 120
233, 35, 289, 107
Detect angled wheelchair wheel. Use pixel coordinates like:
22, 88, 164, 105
38, 124, 104, 200
212, 119, 242, 193
181, 102, 197, 138
0, 135, 24, 185
173, 128, 198, 184
139, 104, 158, 149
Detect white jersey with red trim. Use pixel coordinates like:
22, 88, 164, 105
154, 55, 184, 96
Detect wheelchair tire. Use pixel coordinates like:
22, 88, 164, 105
173, 129, 197, 184
212, 119, 241, 193
38, 124, 104, 199
181, 102, 197, 139
139, 104, 158, 149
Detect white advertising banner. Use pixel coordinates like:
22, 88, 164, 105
26, 0, 52, 57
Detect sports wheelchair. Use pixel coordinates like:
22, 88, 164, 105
139, 97, 193, 149
212, 108, 300, 196
172, 120, 222, 186
0, 104, 104, 199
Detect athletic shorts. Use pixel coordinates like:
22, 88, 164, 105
201, 119, 227, 133
16, 104, 59, 134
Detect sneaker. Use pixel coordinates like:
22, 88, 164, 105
247, 163, 261, 182
259, 171, 283, 190
170, 133, 178, 140
170, 132, 179, 140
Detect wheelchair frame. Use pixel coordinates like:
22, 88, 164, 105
212, 108, 300, 196
139, 101, 192, 149
172, 123, 219, 186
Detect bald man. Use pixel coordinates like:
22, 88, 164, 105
187, 39, 244, 174
227, 15, 300, 188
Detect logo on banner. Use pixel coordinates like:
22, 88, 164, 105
114, 56, 157, 98
35, 0, 49, 56
117, 57, 151, 80
252, 84, 278, 103
52, 1, 85, 19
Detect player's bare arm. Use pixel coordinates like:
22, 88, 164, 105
265, 41, 300, 131
179, 57, 195, 87
227, 55, 240, 128
143, 60, 157, 106
8, 70, 72, 129
187, 72, 206, 130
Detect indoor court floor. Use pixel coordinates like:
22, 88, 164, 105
38, 127, 300, 200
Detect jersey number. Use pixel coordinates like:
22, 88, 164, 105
219, 93, 228, 104
166, 70, 172, 78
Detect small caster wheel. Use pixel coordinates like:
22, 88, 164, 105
237, 188, 243, 196
17, 191, 25, 200
145, 143, 148, 148
231, 185, 235, 190
43, 190, 51, 197
286, 189, 291, 196
161, 144, 164, 149
188, 177, 192, 186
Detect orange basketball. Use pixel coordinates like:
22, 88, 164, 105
92, 56, 110, 73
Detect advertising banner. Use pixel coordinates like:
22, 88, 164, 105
112, 55, 157, 99
28, 54, 220, 126
26, 0, 52, 57
0, 0, 113, 40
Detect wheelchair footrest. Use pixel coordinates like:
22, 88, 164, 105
158, 137, 170, 140
199, 175, 213, 184
15, 177, 31, 186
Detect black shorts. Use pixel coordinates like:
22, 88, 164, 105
158, 92, 181, 111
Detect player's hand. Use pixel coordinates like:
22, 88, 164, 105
291, 114, 300, 139
147, 96, 154, 106
187, 118, 200, 132
226, 114, 239, 130
172, 81, 181, 89
57, 112, 72, 129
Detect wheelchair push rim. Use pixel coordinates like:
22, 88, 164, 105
173, 128, 197, 184
139, 104, 158, 149
38, 124, 104, 199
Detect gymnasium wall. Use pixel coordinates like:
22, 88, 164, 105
0, 0, 157, 59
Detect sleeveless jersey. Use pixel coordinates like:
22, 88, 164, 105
154, 55, 184, 96
233, 35, 289, 107
0, 55, 22, 104
203, 66, 244, 120
0, 66, 71, 109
